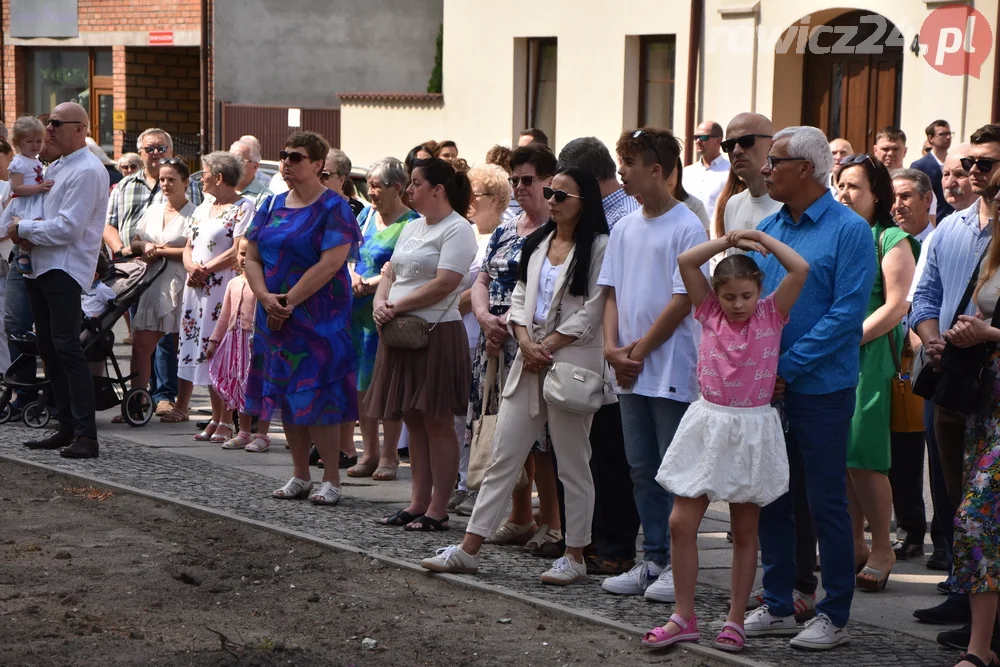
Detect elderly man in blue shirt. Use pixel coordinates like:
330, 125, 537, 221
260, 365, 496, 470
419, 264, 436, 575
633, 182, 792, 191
742, 126, 876, 650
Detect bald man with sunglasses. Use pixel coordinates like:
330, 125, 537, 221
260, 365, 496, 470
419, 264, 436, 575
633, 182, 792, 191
722, 113, 782, 236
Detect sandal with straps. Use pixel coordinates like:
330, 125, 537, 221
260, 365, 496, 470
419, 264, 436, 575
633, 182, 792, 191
210, 423, 235, 444
245, 434, 271, 453
221, 431, 252, 450
713, 621, 747, 653
193, 421, 219, 441
272, 477, 313, 500
642, 613, 700, 649
309, 481, 342, 506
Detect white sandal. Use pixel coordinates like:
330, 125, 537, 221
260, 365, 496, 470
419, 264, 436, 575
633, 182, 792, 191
272, 477, 312, 499
245, 433, 271, 453
309, 481, 341, 506
221, 431, 252, 450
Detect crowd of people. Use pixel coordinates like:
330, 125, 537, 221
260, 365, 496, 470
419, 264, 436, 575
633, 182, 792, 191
1, 102, 999, 665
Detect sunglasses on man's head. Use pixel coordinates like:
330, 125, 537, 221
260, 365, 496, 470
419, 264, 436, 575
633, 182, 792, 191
543, 187, 583, 203
45, 119, 84, 129
279, 150, 307, 164
960, 157, 997, 174
509, 175, 536, 188
721, 134, 773, 154
142, 145, 168, 154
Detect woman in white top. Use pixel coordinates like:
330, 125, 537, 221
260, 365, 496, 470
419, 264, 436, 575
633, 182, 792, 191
121, 158, 197, 423
668, 156, 711, 230
364, 158, 478, 531
422, 166, 610, 585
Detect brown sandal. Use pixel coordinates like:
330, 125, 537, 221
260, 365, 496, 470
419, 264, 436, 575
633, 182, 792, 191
372, 465, 398, 481
160, 409, 189, 424
347, 460, 378, 478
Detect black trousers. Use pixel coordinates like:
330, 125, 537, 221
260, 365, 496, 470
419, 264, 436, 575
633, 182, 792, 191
26, 270, 96, 439
792, 462, 819, 595
888, 430, 927, 545
588, 403, 640, 559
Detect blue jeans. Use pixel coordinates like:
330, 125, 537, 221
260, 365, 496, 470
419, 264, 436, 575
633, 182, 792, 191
150, 332, 178, 403
618, 394, 689, 568
759, 388, 856, 628
4, 266, 33, 361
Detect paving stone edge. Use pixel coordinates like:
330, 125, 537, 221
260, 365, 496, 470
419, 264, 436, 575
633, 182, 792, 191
2, 452, 774, 667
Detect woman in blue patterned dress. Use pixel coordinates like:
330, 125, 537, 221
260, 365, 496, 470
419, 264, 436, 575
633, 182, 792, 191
346, 157, 419, 481
243, 131, 363, 507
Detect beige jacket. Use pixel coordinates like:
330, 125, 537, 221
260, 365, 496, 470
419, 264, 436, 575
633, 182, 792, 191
504, 232, 609, 414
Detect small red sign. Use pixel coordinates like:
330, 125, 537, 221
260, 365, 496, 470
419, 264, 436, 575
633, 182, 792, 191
148, 31, 174, 46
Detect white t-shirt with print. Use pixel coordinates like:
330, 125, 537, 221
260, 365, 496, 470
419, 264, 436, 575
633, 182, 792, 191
598, 203, 708, 401
389, 211, 478, 324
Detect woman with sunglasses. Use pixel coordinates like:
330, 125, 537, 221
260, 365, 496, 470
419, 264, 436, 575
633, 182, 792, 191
462, 144, 563, 552
835, 153, 918, 592
244, 131, 364, 506
667, 156, 710, 230
365, 157, 478, 530
422, 166, 610, 583
122, 158, 196, 424
169, 152, 255, 435
117, 152, 142, 179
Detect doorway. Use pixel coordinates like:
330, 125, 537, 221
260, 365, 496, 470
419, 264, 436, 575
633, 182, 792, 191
801, 10, 903, 151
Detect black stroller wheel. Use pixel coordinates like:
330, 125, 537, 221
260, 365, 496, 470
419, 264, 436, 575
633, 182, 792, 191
22, 402, 50, 429
122, 388, 153, 427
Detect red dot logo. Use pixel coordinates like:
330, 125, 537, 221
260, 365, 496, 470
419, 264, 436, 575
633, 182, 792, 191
920, 4, 993, 78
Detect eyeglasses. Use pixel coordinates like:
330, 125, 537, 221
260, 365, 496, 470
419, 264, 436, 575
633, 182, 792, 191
543, 187, 583, 203
766, 156, 808, 170
721, 134, 773, 154
45, 119, 85, 129
960, 157, 997, 174
473, 191, 491, 197
142, 145, 169, 154
279, 150, 307, 164
509, 175, 537, 188
694, 134, 722, 142
118, 163, 138, 172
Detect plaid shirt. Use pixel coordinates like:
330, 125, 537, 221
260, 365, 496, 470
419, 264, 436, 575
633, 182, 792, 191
601, 187, 640, 230
106, 169, 162, 243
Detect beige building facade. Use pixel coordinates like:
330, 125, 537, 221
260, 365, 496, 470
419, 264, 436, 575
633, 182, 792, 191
341, 0, 999, 168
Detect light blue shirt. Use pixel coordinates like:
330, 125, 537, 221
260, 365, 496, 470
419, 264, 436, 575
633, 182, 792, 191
749, 190, 876, 395
910, 201, 990, 332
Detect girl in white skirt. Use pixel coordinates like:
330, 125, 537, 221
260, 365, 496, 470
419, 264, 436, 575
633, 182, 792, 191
642, 229, 808, 654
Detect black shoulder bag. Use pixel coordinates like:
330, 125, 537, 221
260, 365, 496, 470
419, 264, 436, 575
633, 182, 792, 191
916, 247, 1000, 415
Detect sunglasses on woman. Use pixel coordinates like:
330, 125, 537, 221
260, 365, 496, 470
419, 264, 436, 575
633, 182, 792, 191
838, 154, 877, 168
721, 134, 773, 154
509, 175, 536, 188
543, 187, 583, 203
959, 157, 997, 174
279, 150, 307, 164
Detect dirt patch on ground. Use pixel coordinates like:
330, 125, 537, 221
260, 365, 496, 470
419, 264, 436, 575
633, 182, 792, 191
0, 460, 727, 666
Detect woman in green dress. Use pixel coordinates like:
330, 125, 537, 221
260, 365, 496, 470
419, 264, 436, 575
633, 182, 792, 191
345, 157, 420, 481
835, 154, 919, 592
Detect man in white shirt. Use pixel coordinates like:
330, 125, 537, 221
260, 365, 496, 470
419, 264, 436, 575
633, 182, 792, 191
8, 103, 110, 459
722, 113, 782, 235
683, 121, 730, 223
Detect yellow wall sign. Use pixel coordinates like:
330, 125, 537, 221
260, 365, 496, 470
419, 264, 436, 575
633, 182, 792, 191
113, 110, 126, 131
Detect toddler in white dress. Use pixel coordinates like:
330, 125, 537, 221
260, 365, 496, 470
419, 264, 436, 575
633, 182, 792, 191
0, 117, 54, 274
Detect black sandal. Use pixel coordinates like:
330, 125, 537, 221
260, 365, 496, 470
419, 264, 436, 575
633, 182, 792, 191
403, 515, 449, 532
377, 509, 423, 527
960, 655, 989, 667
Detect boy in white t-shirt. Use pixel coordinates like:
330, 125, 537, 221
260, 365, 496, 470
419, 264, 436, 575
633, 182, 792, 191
597, 128, 708, 602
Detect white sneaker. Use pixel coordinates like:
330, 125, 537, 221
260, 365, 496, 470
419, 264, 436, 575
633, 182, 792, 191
789, 614, 849, 650
420, 545, 479, 574
643, 567, 675, 603
744, 605, 798, 637
539, 555, 588, 585
601, 560, 662, 595
747, 586, 765, 610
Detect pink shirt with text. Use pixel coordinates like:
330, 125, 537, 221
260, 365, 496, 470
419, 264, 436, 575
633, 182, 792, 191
695, 292, 788, 408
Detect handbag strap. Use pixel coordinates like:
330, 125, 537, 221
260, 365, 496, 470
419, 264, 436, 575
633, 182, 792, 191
428, 292, 460, 330
951, 243, 992, 328
479, 354, 508, 415
876, 230, 905, 377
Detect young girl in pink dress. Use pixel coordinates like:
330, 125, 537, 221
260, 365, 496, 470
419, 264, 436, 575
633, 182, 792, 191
642, 229, 809, 654
207, 238, 272, 452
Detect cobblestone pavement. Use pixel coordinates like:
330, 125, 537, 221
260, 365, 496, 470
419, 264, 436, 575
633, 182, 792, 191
0, 425, 957, 667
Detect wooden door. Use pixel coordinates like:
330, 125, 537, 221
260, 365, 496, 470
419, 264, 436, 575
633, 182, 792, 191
801, 11, 902, 151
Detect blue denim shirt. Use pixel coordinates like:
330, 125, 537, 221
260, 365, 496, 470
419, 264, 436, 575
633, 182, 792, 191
748, 190, 876, 395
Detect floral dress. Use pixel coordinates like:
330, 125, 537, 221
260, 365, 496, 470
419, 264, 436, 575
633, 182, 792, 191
464, 215, 550, 451
351, 205, 420, 391
244, 191, 363, 425
177, 198, 254, 385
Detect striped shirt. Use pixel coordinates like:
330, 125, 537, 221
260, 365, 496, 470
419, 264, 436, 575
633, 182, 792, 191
910, 201, 991, 331
601, 187, 641, 229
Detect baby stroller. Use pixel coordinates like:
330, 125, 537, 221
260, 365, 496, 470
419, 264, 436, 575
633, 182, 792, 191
0, 257, 168, 428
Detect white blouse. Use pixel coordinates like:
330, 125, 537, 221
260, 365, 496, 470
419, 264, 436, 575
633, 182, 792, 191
533, 256, 562, 324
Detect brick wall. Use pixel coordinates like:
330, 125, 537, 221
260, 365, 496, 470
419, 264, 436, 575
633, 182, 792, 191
122, 47, 201, 155
77, 0, 202, 31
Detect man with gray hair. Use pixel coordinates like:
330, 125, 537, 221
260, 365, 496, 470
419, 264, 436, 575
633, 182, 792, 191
744, 126, 876, 650
890, 168, 933, 241
557, 137, 638, 229
239, 135, 271, 188
230, 139, 271, 209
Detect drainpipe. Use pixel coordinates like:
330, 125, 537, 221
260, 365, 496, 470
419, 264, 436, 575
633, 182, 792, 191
199, 0, 211, 156
685, 0, 704, 165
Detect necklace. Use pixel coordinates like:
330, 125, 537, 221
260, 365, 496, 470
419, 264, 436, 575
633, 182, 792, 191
548, 239, 572, 265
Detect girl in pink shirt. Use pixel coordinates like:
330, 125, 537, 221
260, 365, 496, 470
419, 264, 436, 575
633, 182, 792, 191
207, 238, 272, 452
643, 229, 808, 653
